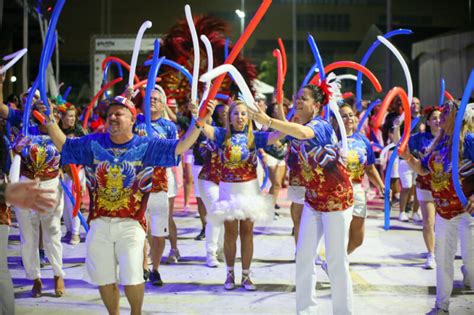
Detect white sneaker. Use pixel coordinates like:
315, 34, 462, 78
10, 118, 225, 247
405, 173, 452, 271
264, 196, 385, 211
412, 211, 423, 222
424, 253, 435, 270
398, 212, 409, 222
321, 261, 329, 276
206, 254, 219, 268
166, 248, 181, 264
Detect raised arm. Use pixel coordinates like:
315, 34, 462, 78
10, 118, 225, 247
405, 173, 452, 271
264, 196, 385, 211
175, 101, 216, 155
399, 148, 429, 176
45, 115, 67, 152
250, 105, 315, 140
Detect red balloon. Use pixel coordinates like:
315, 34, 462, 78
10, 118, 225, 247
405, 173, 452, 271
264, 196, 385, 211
199, 0, 272, 118
277, 38, 287, 78
444, 90, 454, 101
70, 164, 82, 217
32, 110, 46, 125
102, 56, 145, 98
309, 61, 382, 93
273, 49, 284, 104
82, 77, 123, 130
374, 87, 411, 153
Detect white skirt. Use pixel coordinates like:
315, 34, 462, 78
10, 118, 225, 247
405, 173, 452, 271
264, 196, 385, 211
209, 179, 274, 224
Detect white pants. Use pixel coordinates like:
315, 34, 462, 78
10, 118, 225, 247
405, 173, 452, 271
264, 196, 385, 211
199, 180, 224, 255
296, 204, 353, 315
0, 225, 14, 315
192, 165, 203, 198
14, 177, 65, 280
62, 173, 81, 235
435, 212, 474, 311
146, 191, 169, 237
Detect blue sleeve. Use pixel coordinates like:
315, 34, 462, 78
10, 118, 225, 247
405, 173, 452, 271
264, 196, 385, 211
408, 133, 419, 152
7, 108, 23, 127
61, 135, 94, 166
254, 132, 269, 149
361, 134, 375, 165
143, 138, 180, 167
306, 118, 335, 146
213, 127, 226, 148
167, 122, 178, 140
463, 133, 474, 161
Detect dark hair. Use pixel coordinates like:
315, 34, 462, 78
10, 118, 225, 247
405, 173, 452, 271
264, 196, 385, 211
212, 103, 226, 127
265, 103, 279, 118
424, 107, 441, 134
303, 84, 326, 105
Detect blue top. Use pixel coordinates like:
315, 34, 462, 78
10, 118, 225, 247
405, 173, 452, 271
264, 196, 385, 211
345, 132, 375, 183
134, 114, 178, 140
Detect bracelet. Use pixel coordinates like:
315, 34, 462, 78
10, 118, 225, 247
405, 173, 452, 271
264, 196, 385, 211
267, 118, 273, 129
194, 119, 204, 130
45, 117, 56, 126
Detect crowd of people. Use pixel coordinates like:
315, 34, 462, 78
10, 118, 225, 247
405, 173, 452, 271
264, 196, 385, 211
0, 37, 473, 315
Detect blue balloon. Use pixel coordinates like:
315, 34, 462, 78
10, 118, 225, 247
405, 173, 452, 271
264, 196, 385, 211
144, 40, 165, 137
24, 0, 66, 134
63, 86, 72, 101
224, 38, 230, 60
103, 60, 124, 100
356, 99, 381, 133
301, 63, 318, 90
451, 70, 474, 208
59, 178, 89, 233
355, 29, 413, 112
286, 106, 295, 121
439, 78, 445, 106
38, 0, 66, 116
307, 34, 326, 81
144, 58, 193, 83
215, 93, 229, 101
258, 155, 270, 191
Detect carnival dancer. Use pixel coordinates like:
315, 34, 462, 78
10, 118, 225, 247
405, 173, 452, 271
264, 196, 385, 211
57, 102, 86, 245
400, 101, 474, 314
0, 177, 58, 315
134, 88, 178, 286
406, 106, 442, 269
10, 101, 66, 298
339, 104, 384, 254
201, 100, 275, 290
44, 94, 216, 315
198, 102, 227, 267
286, 115, 306, 245
250, 84, 354, 314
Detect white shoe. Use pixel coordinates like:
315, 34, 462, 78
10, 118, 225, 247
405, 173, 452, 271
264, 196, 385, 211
321, 261, 329, 276
206, 254, 219, 268
412, 211, 423, 222
241, 274, 257, 291
398, 212, 409, 222
224, 271, 235, 290
166, 248, 181, 264
423, 253, 435, 270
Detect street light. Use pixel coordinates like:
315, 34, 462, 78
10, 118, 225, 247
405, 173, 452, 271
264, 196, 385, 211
235, 9, 245, 55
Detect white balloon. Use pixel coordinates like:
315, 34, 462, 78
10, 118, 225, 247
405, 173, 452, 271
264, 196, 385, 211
328, 101, 348, 156
336, 74, 357, 82
1, 48, 28, 75
377, 36, 413, 114
200, 64, 261, 128
199, 34, 213, 109
185, 5, 200, 103
129, 21, 152, 87
9, 154, 21, 184
379, 143, 396, 166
